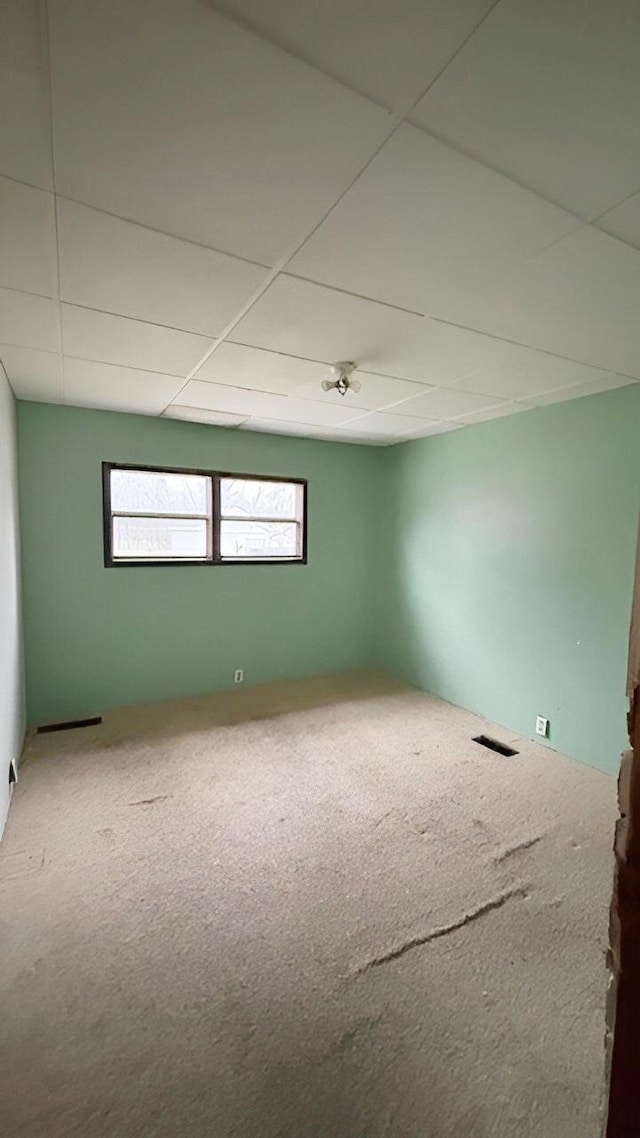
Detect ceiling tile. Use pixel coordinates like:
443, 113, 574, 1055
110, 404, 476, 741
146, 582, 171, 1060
238, 418, 377, 444
62, 357, 184, 415
455, 350, 614, 401
412, 0, 640, 221
163, 406, 248, 427
0, 0, 53, 189
390, 386, 505, 420
58, 200, 267, 337
173, 379, 357, 426
233, 279, 561, 390
440, 227, 640, 379
454, 402, 533, 425
195, 341, 433, 410
407, 420, 465, 438
360, 320, 530, 386
597, 193, 640, 252
215, 0, 495, 110
61, 306, 213, 376
528, 374, 637, 407
195, 342, 328, 395
49, 0, 386, 266
0, 288, 59, 352
288, 124, 579, 314
230, 275, 427, 374
0, 177, 57, 296
0, 344, 63, 402
341, 410, 442, 439
338, 370, 433, 411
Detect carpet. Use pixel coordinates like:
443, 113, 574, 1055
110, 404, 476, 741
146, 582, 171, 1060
0, 671, 616, 1137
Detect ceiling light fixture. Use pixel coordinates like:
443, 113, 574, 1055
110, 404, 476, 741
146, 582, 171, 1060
320, 361, 361, 396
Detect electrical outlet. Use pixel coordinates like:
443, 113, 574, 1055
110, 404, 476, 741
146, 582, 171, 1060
234, 669, 244, 684
535, 715, 549, 738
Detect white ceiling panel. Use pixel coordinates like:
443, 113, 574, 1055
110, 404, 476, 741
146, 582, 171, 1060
58, 200, 267, 337
48, 0, 386, 267
215, 0, 495, 111
412, 0, 640, 221
404, 420, 463, 438
195, 341, 433, 410
597, 193, 640, 253
455, 351, 616, 401
289, 125, 579, 314
62, 357, 184, 415
163, 406, 248, 427
439, 227, 640, 379
229, 275, 428, 374
61, 306, 213, 376
195, 342, 328, 395
342, 410, 442, 439
0, 0, 53, 189
232, 278, 588, 391
173, 379, 359, 426
528, 374, 637, 407
0, 344, 63, 402
332, 370, 433, 411
355, 320, 537, 387
0, 288, 59, 353
0, 177, 57, 296
237, 418, 374, 443
455, 402, 532, 425
391, 386, 505, 420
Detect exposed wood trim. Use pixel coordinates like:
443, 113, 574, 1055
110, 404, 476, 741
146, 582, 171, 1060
605, 518, 640, 1137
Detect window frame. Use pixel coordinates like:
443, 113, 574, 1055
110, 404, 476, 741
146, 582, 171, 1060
102, 462, 308, 568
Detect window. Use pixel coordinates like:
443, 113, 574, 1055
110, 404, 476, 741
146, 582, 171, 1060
219, 477, 304, 561
103, 463, 307, 566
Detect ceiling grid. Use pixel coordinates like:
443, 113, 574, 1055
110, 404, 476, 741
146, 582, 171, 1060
1, 0, 639, 443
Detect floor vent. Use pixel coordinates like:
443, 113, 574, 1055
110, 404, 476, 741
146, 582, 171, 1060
473, 734, 519, 757
37, 716, 103, 734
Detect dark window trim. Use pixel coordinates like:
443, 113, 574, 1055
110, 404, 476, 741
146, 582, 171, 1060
102, 462, 308, 568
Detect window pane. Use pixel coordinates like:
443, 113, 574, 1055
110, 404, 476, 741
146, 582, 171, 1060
113, 516, 208, 560
220, 478, 298, 519
220, 520, 299, 559
111, 469, 210, 515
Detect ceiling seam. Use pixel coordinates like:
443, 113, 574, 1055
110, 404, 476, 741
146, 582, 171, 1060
590, 188, 640, 226
49, 193, 272, 269
194, 339, 459, 391
278, 273, 426, 316
0, 171, 55, 196
428, 315, 640, 382
57, 300, 219, 341
0, 284, 57, 304
205, 2, 393, 113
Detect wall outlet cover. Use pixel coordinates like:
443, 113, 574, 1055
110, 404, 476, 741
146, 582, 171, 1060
535, 715, 549, 738
234, 669, 244, 684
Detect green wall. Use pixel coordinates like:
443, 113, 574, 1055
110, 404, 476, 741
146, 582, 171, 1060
18, 403, 381, 725
17, 388, 640, 772
379, 384, 640, 773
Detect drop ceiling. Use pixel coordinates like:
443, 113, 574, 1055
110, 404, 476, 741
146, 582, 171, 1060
1, 0, 639, 446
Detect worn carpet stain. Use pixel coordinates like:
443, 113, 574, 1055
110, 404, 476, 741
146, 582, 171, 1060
492, 834, 545, 864
355, 885, 530, 974
127, 794, 172, 807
